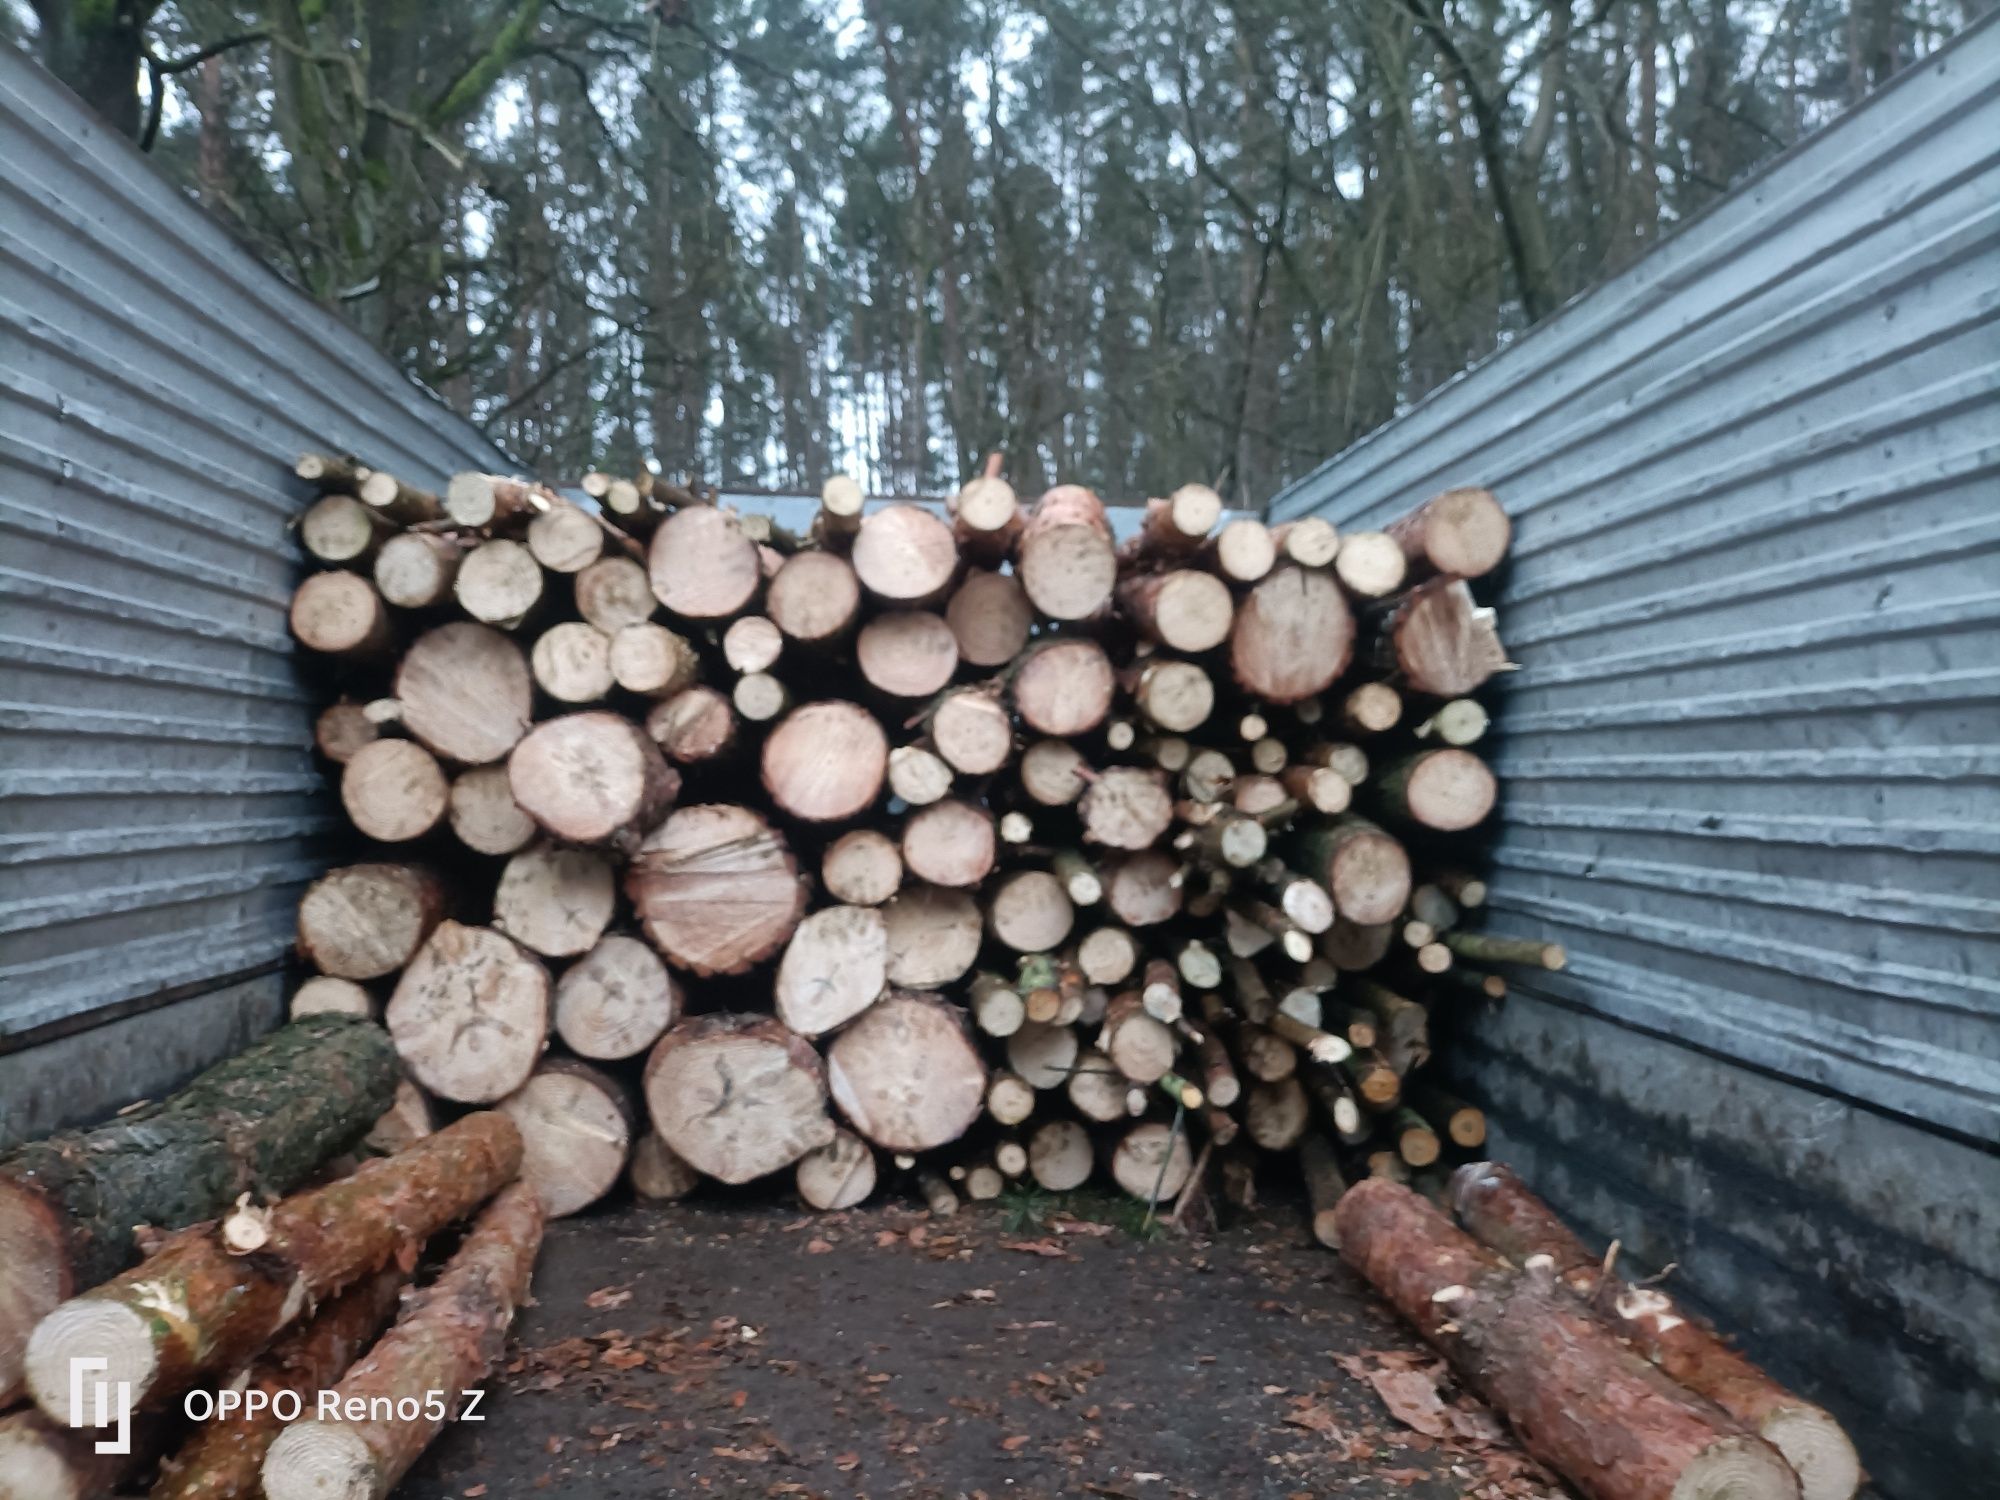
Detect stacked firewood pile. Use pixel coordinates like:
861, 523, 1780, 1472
283, 455, 1553, 1227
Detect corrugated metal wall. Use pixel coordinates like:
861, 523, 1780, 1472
0, 47, 511, 1055
1269, 22, 2000, 1497
1270, 22, 2000, 1147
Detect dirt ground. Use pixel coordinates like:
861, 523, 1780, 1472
399, 1191, 1566, 1500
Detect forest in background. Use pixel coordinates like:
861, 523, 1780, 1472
9, 0, 1982, 501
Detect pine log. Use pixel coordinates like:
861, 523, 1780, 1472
608, 622, 699, 698
1102, 850, 1184, 927
1018, 484, 1116, 619
1137, 484, 1223, 559
554, 934, 680, 1060
646, 685, 738, 764
529, 622, 613, 703
759, 701, 888, 822
1229, 564, 1356, 704
1331, 530, 1407, 599
290, 976, 374, 1021
627, 805, 806, 976
887, 744, 952, 805
1382, 579, 1511, 697
822, 829, 903, 907
301, 494, 389, 566
858, 609, 960, 697
1283, 763, 1352, 814
1342, 1050, 1402, 1111
443, 472, 543, 529
1011, 639, 1116, 736
498, 1059, 633, 1218
1053, 848, 1104, 906
1336, 1180, 1799, 1500
1245, 1077, 1311, 1151
901, 799, 997, 888
296, 863, 445, 980
882, 883, 983, 987
454, 539, 543, 628
290, 572, 392, 657
930, 687, 1013, 775
447, 765, 536, 856
722, 615, 783, 675
767, 550, 862, 643
827, 991, 988, 1152
1321, 915, 1396, 971
372, 532, 463, 610
1450, 1164, 1856, 1500
1182, 747, 1236, 803
356, 470, 442, 526
815, 474, 865, 548
1208, 518, 1276, 583
340, 739, 447, 843
1347, 978, 1431, 1073
970, 973, 1027, 1037
644, 1016, 834, 1183
1272, 516, 1341, 568
1007, 1021, 1080, 1091
948, 472, 1022, 562
1415, 697, 1491, 747
733, 670, 790, 721
394, 623, 533, 765
1080, 766, 1174, 851
1385, 486, 1511, 581
1386, 1106, 1438, 1167
1077, 924, 1140, 986
260, 1180, 544, 1500
649, 505, 762, 619
574, 555, 657, 633
1067, 1048, 1136, 1123
1020, 739, 1090, 806
387, 923, 550, 1103
29, 1113, 521, 1426
1126, 659, 1215, 732
1303, 1061, 1371, 1146
795, 1129, 878, 1211
0, 1017, 395, 1407
148, 1266, 408, 1500
1118, 569, 1235, 652
986, 870, 1076, 954
1297, 817, 1411, 926
629, 1134, 701, 1203
1377, 748, 1498, 832
295, 453, 363, 492
361, 1081, 437, 1159
313, 699, 383, 764
1444, 931, 1567, 970
1111, 1122, 1193, 1202
508, 713, 679, 848
1028, 1120, 1094, 1191
776, 905, 889, 1037
526, 501, 606, 574
851, 504, 960, 604
1298, 1132, 1348, 1249
945, 569, 1033, 667
0, 1399, 166, 1500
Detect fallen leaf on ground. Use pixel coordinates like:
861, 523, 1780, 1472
1000, 1434, 1031, 1452
1365, 1369, 1450, 1439
1000, 1239, 1072, 1258
586, 1286, 634, 1311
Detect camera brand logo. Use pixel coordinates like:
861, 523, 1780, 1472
67, 1357, 133, 1456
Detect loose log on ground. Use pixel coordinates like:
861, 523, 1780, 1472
0, 1016, 395, 1407
881, 884, 983, 987
644, 1015, 834, 1183
1018, 484, 1116, 619
301, 494, 388, 566
387, 923, 550, 1103
574, 555, 656, 633
1385, 486, 1511, 582
150, 1264, 409, 1500
851, 504, 959, 604
1335, 1179, 1800, 1500
822, 829, 902, 907
260, 1179, 543, 1500
394, 623, 532, 765
291, 571, 392, 657
297, 864, 445, 980
28, 1113, 521, 1425
1382, 579, 1511, 698
628, 805, 806, 976
776, 905, 888, 1037
1081, 767, 1174, 851
827, 992, 988, 1152
500, 1060, 633, 1218
1012, 639, 1116, 736
341, 739, 447, 843
759, 701, 887, 822
1450, 1163, 1856, 1500
858, 610, 959, 697
608, 623, 699, 698
1332, 531, 1407, 599
555, 934, 680, 1060
795, 1130, 877, 1211
1230, 564, 1355, 704
1119, 569, 1235, 652
945, 569, 1032, 666
767, 550, 862, 643
1111, 1122, 1193, 1202
647, 686, 737, 764
650, 506, 762, 619
509, 713, 679, 849
1297, 817, 1411, 926
629, 1134, 700, 1203
0, 1399, 166, 1500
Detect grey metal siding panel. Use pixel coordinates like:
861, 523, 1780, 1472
0, 48, 511, 1043
1268, 25, 2000, 1144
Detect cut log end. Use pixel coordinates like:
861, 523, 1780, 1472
628, 805, 805, 976
776, 905, 888, 1037
946, 570, 1032, 666
259, 1413, 378, 1500
1332, 531, 1407, 598
852, 505, 960, 603
650, 506, 762, 619
822, 830, 903, 907
629, 1134, 701, 1203
509, 713, 678, 848
762, 702, 888, 822
1231, 565, 1355, 704
646, 1016, 833, 1183
796, 1130, 878, 1212
858, 611, 959, 698
501, 1062, 633, 1218
1013, 640, 1116, 737
827, 993, 987, 1152
26, 1301, 160, 1422
291, 572, 390, 657
555, 935, 679, 1060
768, 550, 862, 643
1761, 1409, 1861, 1500
388, 922, 550, 1103
0, 1190, 68, 1406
